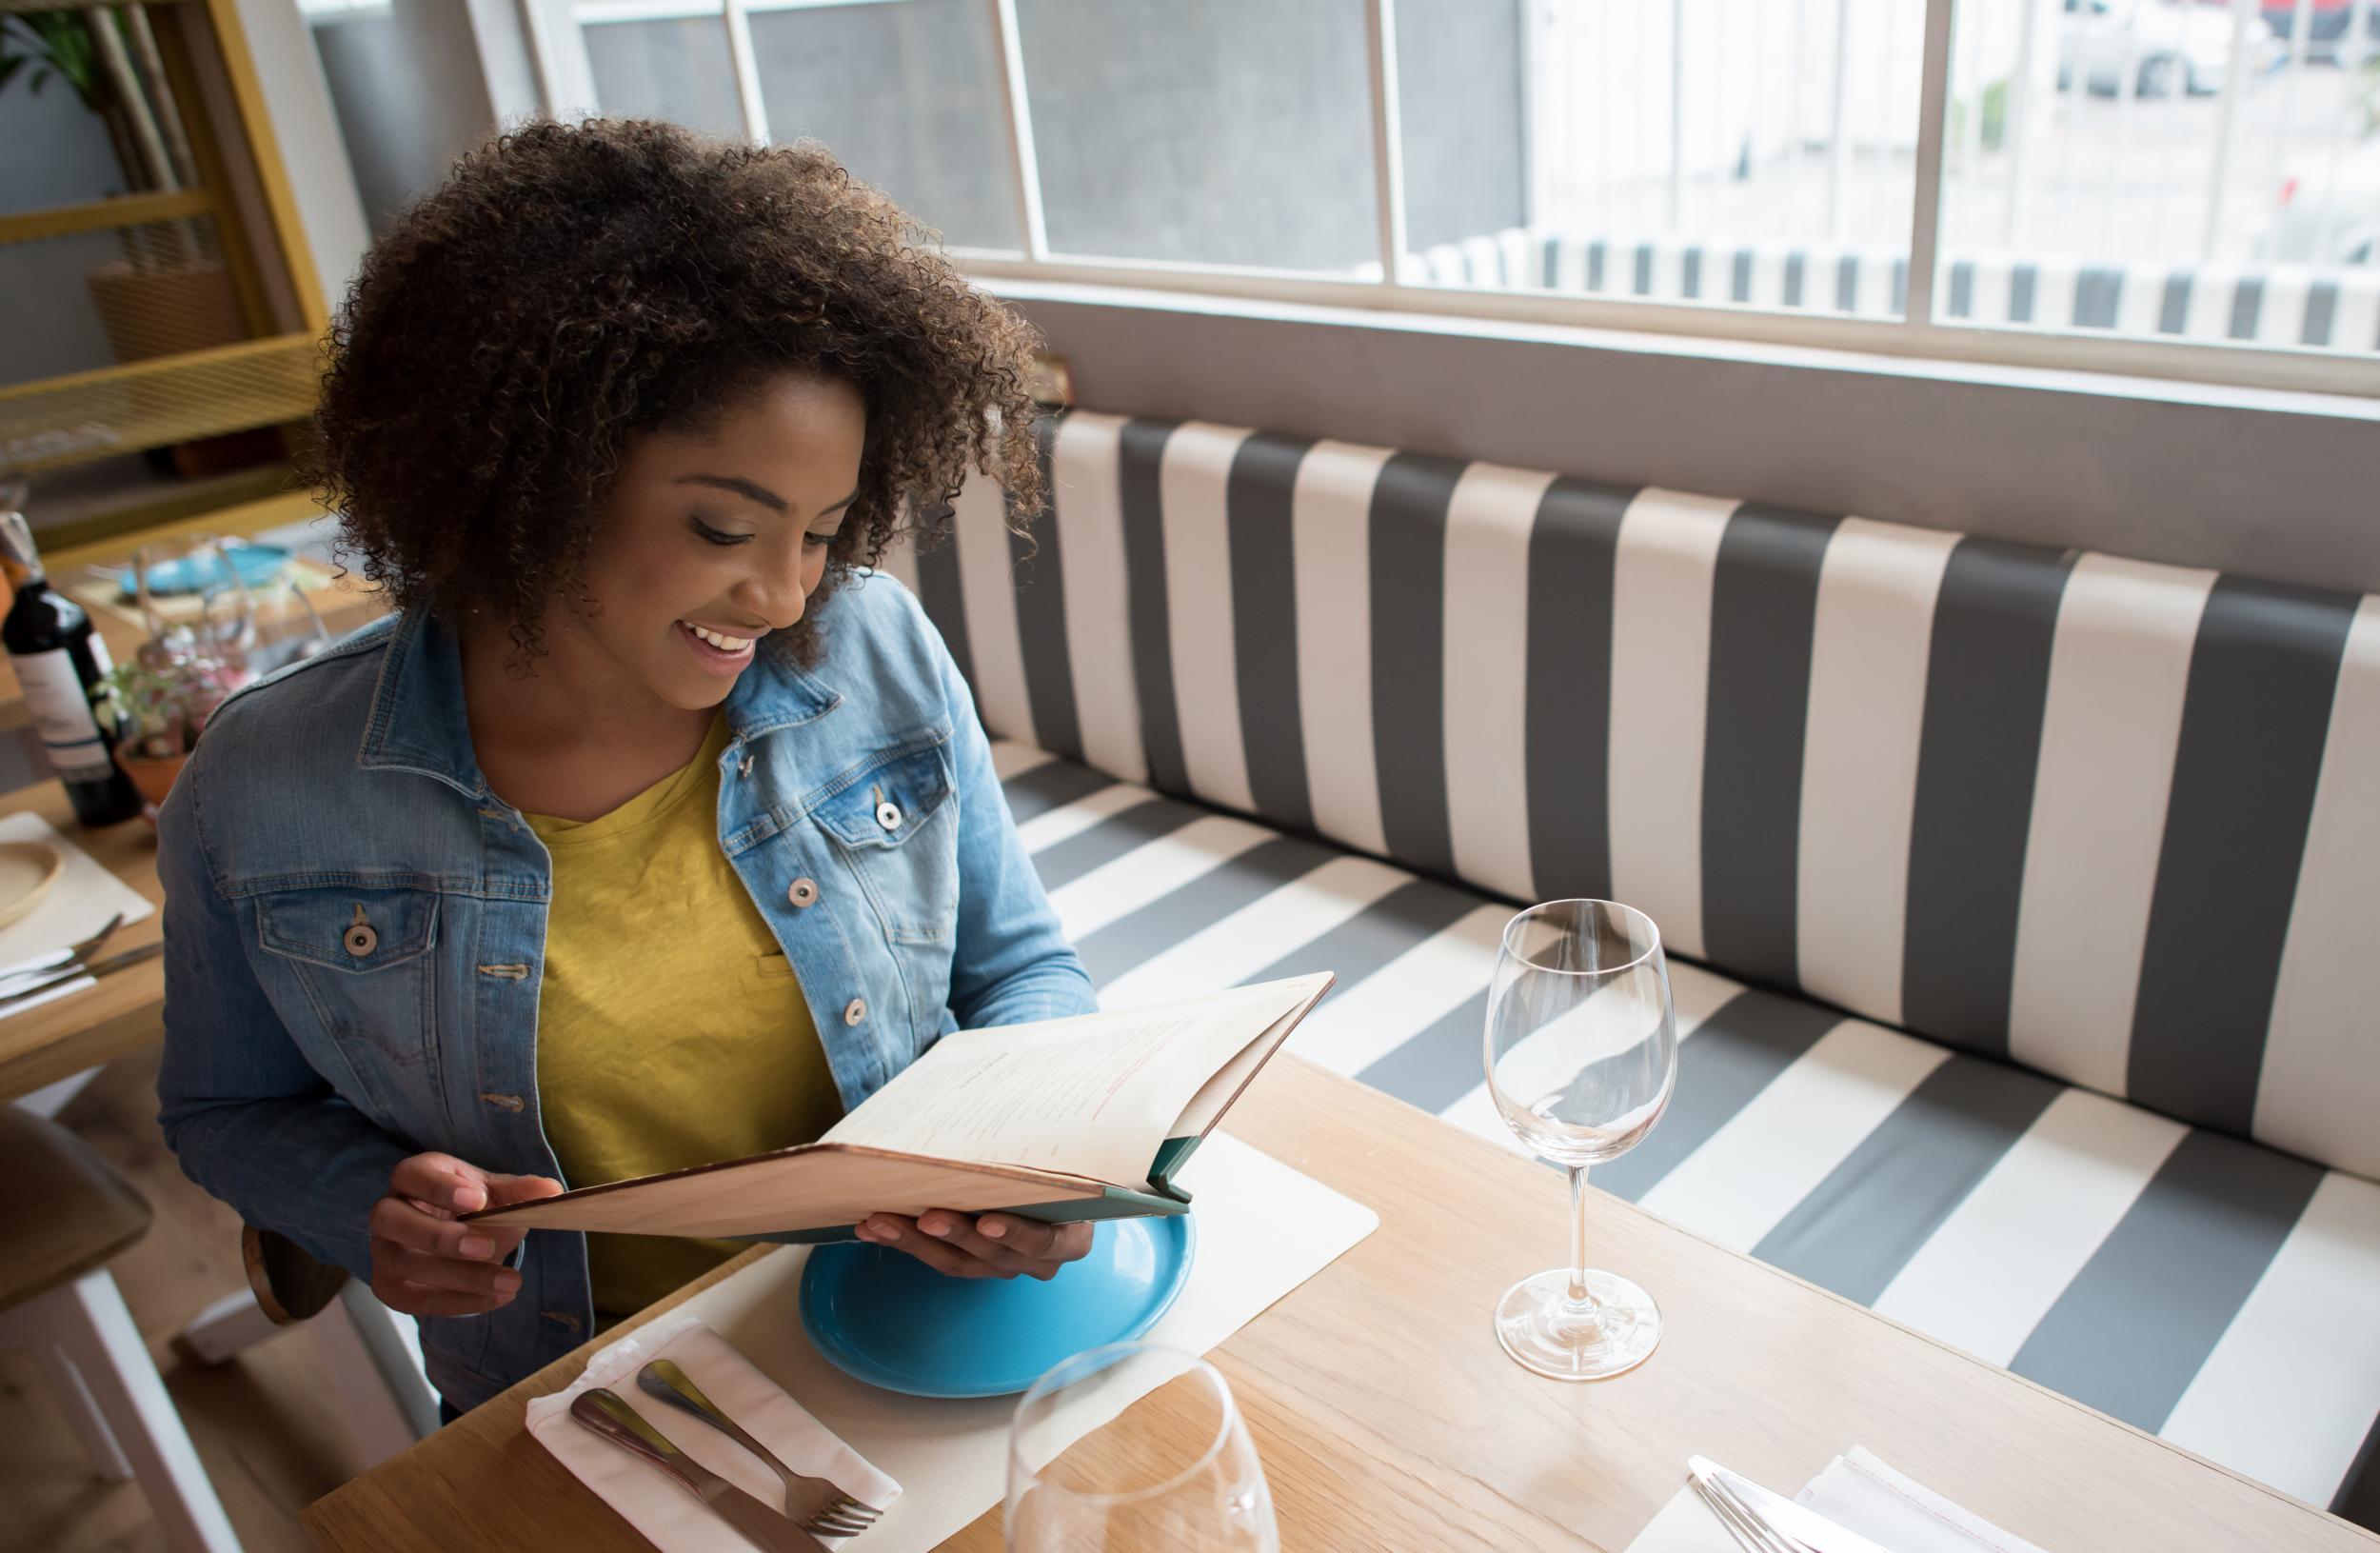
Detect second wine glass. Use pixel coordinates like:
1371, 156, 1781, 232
1005, 1342, 1277, 1551
1484, 899, 1677, 1382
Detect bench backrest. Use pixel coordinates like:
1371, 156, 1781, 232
888, 409, 2380, 1179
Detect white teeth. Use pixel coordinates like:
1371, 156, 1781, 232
684, 623, 754, 652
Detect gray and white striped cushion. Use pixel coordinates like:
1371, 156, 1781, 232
977, 737, 2380, 1520
1398, 228, 2380, 352
884, 409, 2380, 1185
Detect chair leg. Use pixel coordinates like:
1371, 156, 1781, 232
42, 1269, 242, 1553
172, 1288, 287, 1368
306, 1283, 438, 1466
33, 1338, 136, 1481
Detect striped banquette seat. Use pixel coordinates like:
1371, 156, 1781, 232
875, 410, 2380, 1524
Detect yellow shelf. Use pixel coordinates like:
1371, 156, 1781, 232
0, 189, 216, 248
0, 333, 317, 475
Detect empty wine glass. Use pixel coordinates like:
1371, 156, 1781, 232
245, 572, 330, 673
1006, 1342, 1278, 1551
131, 534, 253, 677
1484, 899, 1678, 1381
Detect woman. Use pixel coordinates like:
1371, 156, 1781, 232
154, 120, 1097, 1421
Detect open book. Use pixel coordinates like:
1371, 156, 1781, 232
464, 972, 1334, 1244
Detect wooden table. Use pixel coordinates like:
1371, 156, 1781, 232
0, 489, 386, 731
303, 1057, 2376, 1553
0, 783, 165, 1105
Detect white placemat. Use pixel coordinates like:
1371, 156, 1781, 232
0, 811, 156, 1020
1626, 1446, 2057, 1553
605, 1130, 1378, 1553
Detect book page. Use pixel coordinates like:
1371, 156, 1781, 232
1170, 974, 1330, 1139
822, 977, 1324, 1187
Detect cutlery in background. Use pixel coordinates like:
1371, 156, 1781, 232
1689, 1456, 1901, 1553
0, 939, 162, 1012
0, 910, 125, 989
636, 1358, 881, 1539
570, 1387, 829, 1552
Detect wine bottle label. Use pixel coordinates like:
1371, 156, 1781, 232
13, 647, 116, 783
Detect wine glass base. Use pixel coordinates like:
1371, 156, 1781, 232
1494, 1268, 1660, 1382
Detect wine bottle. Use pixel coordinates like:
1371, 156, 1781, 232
0, 503, 145, 827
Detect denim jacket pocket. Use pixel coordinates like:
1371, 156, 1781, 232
811, 742, 960, 946
253, 884, 444, 1105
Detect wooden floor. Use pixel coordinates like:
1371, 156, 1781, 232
2, 1050, 371, 1553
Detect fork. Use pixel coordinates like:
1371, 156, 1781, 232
0, 912, 127, 991
636, 1359, 882, 1539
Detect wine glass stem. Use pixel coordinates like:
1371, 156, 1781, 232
1567, 1165, 1598, 1320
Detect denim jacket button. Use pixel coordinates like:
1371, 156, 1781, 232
875, 801, 902, 831
343, 923, 378, 957
788, 877, 819, 908
843, 998, 865, 1026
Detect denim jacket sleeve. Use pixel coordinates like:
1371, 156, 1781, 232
152, 753, 412, 1285
931, 607, 1097, 1031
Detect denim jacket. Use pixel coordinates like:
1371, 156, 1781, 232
153, 571, 1093, 1412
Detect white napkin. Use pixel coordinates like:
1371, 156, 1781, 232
1626, 1446, 2054, 1553
526, 1311, 901, 1550
0, 812, 156, 1021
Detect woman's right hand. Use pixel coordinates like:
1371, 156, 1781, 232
368, 1152, 565, 1318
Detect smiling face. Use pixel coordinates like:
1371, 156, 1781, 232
565, 369, 868, 711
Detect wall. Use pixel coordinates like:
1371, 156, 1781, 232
1001, 283, 2380, 595
0, 74, 133, 385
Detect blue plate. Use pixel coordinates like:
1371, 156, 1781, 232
119, 544, 290, 598
799, 1214, 1196, 1398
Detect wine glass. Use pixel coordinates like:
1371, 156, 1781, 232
244, 570, 330, 673
1005, 1342, 1279, 1551
131, 534, 254, 678
1484, 899, 1678, 1381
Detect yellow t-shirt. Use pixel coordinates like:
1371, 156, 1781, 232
526, 715, 843, 1320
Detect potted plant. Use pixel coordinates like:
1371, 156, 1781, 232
88, 651, 235, 814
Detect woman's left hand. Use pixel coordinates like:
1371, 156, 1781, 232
854, 1210, 1094, 1280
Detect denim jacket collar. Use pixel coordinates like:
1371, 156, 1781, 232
357, 609, 844, 798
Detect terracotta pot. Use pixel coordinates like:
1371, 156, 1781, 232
116, 749, 189, 817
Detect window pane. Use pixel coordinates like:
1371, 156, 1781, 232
1015, 0, 1379, 271
583, 14, 745, 140
1934, 0, 2379, 355
1399, 0, 1924, 319
750, 0, 1021, 252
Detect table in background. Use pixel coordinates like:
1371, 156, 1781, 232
302, 1055, 2375, 1553
0, 783, 163, 1105
0, 489, 387, 742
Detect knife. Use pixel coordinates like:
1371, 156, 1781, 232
1689, 1456, 1900, 1553
0, 940, 164, 1012
570, 1388, 828, 1552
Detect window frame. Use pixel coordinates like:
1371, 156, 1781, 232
530, 0, 2380, 401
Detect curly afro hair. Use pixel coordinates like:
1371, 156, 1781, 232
308, 117, 1045, 666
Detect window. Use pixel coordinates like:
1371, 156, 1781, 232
749, 0, 1020, 251
582, 11, 744, 141
1932, 0, 2380, 352
1013, 0, 1378, 271
527, 0, 2380, 388
1401, 0, 1924, 316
